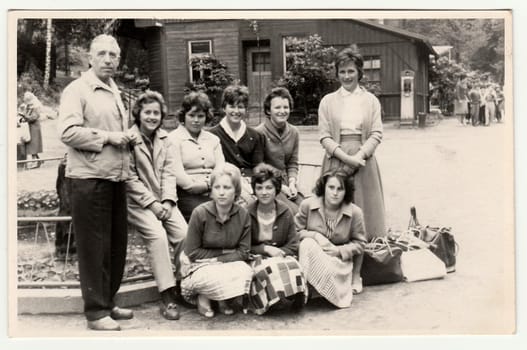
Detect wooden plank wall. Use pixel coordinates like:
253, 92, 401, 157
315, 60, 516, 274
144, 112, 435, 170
164, 21, 240, 114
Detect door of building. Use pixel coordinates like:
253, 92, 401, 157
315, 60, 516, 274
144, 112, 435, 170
245, 46, 272, 121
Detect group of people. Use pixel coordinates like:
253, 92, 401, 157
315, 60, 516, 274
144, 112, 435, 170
454, 76, 505, 127
57, 34, 386, 331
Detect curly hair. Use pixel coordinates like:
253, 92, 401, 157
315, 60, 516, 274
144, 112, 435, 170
263, 87, 294, 117
251, 163, 282, 195
313, 169, 355, 204
221, 84, 249, 109
131, 90, 168, 128
335, 45, 364, 81
176, 91, 214, 123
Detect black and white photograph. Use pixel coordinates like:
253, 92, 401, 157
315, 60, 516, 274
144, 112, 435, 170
5, 8, 518, 340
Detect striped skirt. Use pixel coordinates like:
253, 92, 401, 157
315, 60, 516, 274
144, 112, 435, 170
180, 253, 253, 303
298, 238, 354, 308
249, 256, 308, 315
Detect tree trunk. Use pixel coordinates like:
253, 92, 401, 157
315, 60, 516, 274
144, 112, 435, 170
43, 18, 52, 89
64, 40, 70, 76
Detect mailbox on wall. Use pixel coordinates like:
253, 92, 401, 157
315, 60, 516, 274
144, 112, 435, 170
400, 70, 415, 122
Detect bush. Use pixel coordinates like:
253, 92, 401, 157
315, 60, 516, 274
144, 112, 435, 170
277, 35, 338, 123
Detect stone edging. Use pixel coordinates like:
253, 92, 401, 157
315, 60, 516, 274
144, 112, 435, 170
17, 280, 159, 314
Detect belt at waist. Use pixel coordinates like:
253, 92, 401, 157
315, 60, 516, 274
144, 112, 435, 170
340, 134, 362, 141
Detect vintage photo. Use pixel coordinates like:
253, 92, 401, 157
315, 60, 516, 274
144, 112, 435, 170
7, 10, 514, 336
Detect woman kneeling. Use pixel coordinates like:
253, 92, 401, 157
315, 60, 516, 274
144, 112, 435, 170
247, 164, 308, 314
295, 170, 367, 308
180, 163, 253, 318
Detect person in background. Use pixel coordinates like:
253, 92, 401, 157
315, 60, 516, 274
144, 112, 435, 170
20, 91, 44, 168
126, 90, 187, 321
484, 83, 497, 126
317, 46, 386, 293
468, 83, 481, 126
168, 91, 225, 221
58, 34, 136, 331
454, 75, 469, 125
55, 154, 75, 258
247, 164, 307, 314
496, 86, 505, 123
256, 87, 302, 213
180, 163, 253, 318
295, 170, 367, 308
209, 84, 265, 205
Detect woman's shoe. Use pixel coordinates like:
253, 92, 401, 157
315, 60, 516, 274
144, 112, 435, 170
217, 300, 234, 316
160, 302, 180, 320
197, 295, 214, 318
352, 276, 363, 295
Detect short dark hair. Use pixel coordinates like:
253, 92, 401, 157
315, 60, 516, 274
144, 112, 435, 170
251, 163, 282, 195
335, 45, 364, 81
131, 90, 167, 128
221, 84, 249, 109
176, 91, 213, 123
263, 87, 294, 116
313, 170, 355, 204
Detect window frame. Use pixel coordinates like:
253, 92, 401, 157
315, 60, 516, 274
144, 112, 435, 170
362, 55, 382, 86
188, 39, 213, 82
282, 35, 308, 73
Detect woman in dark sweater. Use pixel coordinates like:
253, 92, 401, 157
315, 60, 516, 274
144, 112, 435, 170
209, 84, 265, 205
180, 163, 253, 318
246, 164, 307, 314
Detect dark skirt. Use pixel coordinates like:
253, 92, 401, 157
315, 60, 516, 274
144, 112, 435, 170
176, 188, 210, 222
26, 120, 43, 154
321, 135, 386, 239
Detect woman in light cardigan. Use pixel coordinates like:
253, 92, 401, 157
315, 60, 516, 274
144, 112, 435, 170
318, 46, 386, 293
168, 91, 225, 221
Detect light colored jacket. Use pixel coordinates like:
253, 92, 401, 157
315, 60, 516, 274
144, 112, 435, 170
295, 196, 367, 261
58, 69, 130, 181
318, 86, 383, 160
126, 125, 178, 209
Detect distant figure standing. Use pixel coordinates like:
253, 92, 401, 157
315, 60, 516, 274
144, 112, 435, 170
454, 76, 469, 125
496, 87, 505, 122
467, 83, 481, 126
58, 34, 136, 331
20, 91, 44, 167
484, 84, 496, 126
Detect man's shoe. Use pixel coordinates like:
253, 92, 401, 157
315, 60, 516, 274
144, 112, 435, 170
87, 316, 121, 331
160, 302, 180, 320
110, 306, 134, 320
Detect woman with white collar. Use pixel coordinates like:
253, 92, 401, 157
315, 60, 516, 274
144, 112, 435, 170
209, 84, 265, 205
317, 46, 386, 293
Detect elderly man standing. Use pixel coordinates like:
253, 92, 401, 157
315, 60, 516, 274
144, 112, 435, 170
58, 34, 136, 331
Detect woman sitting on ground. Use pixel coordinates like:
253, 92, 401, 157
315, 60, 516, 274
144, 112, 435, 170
247, 163, 308, 314
168, 91, 225, 221
180, 163, 253, 318
256, 87, 302, 213
126, 90, 187, 320
295, 170, 367, 308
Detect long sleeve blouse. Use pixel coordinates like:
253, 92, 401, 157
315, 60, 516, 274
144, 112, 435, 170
294, 196, 367, 261
184, 201, 251, 263
318, 86, 383, 160
168, 125, 225, 190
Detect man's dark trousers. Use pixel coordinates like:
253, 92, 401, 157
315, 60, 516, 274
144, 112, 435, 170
70, 178, 128, 321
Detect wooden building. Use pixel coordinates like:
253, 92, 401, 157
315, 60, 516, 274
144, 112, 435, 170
119, 18, 436, 122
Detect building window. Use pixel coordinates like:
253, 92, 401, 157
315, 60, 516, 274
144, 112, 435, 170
188, 40, 212, 82
252, 52, 271, 72
363, 55, 381, 85
283, 36, 307, 72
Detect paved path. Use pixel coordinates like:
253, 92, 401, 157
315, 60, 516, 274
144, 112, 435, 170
13, 118, 515, 335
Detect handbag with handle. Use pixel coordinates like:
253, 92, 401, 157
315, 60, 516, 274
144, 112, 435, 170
361, 237, 404, 286
408, 206, 459, 273
17, 117, 31, 144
